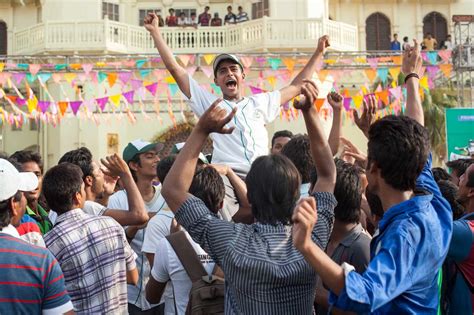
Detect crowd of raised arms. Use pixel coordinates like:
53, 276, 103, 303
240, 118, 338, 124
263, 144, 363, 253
0, 12, 473, 315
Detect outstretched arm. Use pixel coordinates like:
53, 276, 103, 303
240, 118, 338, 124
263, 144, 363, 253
402, 39, 424, 126
144, 13, 190, 98
279, 36, 330, 105
327, 92, 344, 156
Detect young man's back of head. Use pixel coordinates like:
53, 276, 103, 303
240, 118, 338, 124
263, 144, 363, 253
189, 167, 224, 215
333, 159, 362, 224
281, 135, 313, 184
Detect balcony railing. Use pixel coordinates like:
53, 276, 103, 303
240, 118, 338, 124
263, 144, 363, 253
10, 16, 358, 55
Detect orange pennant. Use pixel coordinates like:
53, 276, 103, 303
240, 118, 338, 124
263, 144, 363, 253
377, 90, 390, 106
364, 69, 377, 83
318, 70, 329, 82
58, 101, 69, 116
314, 99, 325, 111
439, 64, 452, 78
70, 63, 82, 70
388, 67, 401, 80
282, 58, 296, 72
108, 73, 117, 87
392, 56, 402, 65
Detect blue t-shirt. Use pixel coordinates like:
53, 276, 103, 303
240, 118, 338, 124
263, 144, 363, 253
329, 155, 453, 314
391, 40, 401, 51
0, 233, 71, 313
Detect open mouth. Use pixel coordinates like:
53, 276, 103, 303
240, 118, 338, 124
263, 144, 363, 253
225, 79, 237, 88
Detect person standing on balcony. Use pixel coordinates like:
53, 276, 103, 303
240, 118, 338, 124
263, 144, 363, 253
422, 33, 437, 51
198, 6, 211, 26
189, 12, 198, 27
177, 12, 189, 27
390, 33, 401, 51
211, 12, 222, 26
224, 5, 237, 25
237, 6, 249, 23
165, 8, 177, 27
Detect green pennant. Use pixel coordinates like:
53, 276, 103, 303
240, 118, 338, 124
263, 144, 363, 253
98, 71, 108, 83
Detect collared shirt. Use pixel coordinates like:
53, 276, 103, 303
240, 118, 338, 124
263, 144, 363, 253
26, 204, 53, 234
175, 192, 336, 314
329, 155, 453, 314
300, 183, 311, 198
44, 209, 137, 314
0, 225, 73, 314
17, 214, 45, 247
330, 223, 371, 273
390, 40, 401, 51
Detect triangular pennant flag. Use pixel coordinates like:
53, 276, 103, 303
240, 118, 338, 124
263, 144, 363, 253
282, 58, 296, 72
26, 74, 37, 83
124, 60, 136, 67
177, 55, 192, 67
201, 66, 213, 78
77, 73, 87, 83
119, 72, 133, 84
29, 64, 41, 76
419, 76, 429, 90
38, 101, 50, 113
96, 97, 108, 111
426, 66, 439, 79
98, 71, 107, 83
0, 63, 4, 72
367, 58, 378, 69
70, 101, 82, 115
168, 83, 179, 96
343, 97, 352, 111
129, 79, 142, 91
55, 64, 67, 71
108, 73, 118, 87
203, 54, 215, 65
109, 94, 122, 107
164, 76, 176, 84
186, 66, 197, 76
69, 63, 82, 71
267, 76, 277, 88
353, 96, 363, 109
314, 99, 325, 111
37, 73, 52, 83
439, 64, 453, 78
136, 59, 147, 68
249, 86, 264, 94
145, 83, 158, 96
240, 56, 253, 69
268, 58, 282, 70
58, 101, 69, 116
438, 50, 452, 62
389, 86, 402, 99
377, 68, 389, 84
0, 73, 10, 85
210, 83, 221, 94
378, 90, 390, 106
27, 97, 38, 113
388, 67, 401, 80
364, 69, 377, 83
64, 73, 77, 84
82, 64, 93, 74
95, 62, 106, 68
139, 69, 151, 78
391, 56, 402, 65
427, 51, 438, 65
324, 59, 336, 65
318, 69, 329, 82
12, 73, 26, 85
123, 91, 135, 104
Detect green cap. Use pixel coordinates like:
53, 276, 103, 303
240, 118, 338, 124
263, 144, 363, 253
123, 139, 164, 163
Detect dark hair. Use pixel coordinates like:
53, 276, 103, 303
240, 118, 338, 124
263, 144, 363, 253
246, 155, 301, 225
58, 147, 93, 180
437, 180, 465, 220
271, 130, 293, 147
333, 159, 362, 223
205, 6, 209, 10
127, 153, 142, 182
432, 167, 451, 182
169, 8, 174, 13
238, 6, 243, 10
366, 188, 384, 219
10, 150, 44, 173
446, 159, 474, 177
403, 36, 409, 42
393, 33, 398, 36
156, 155, 176, 183
227, 5, 232, 9
42, 163, 83, 215
281, 135, 313, 184
467, 166, 474, 188
0, 191, 22, 229
189, 167, 224, 214
368, 115, 429, 191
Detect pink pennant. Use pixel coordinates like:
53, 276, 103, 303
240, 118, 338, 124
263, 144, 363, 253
438, 50, 452, 62
52, 73, 62, 83
130, 79, 143, 91
123, 91, 135, 104
426, 66, 438, 79
240, 56, 253, 69
70, 101, 82, 115
38, 101, 50, 113
82, 64, 93, 75
89, 71, 98, 84
375, 84, 382, 92
177, 55, 192, 67
96, 97, 108, 111
145, 83, 158, 96
153, 69, 166, 81
17, 98, 26, 106
255, 57, 266, 66
367, 58, 378, 69
29, 64, 41, 76
136, 87, 147, 99
389, 86, 402, 99
421, 52, 429, 62
119, 72, 133, 84
12, 73, 26, 85
0, 73, 11, 85
186, 66, 197, 76
343, 97, 352, 111
201, 66, 213, 78
249, 85, 265, 94
123, 60, 136, 67
77, 73, 87, 83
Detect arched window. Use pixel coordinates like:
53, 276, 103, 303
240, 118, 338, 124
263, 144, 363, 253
366, 13, 391, 50
423, 12, 448, 47
0, 21, 7, 55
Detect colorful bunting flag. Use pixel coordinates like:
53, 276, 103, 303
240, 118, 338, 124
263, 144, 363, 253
96, 97, 108, 111
377, 68, 389, 84
388, 67, 401, 80
98, 72, 107, 83
315, 99, 325, 111
438, 50, 452, 62
38, 101, 50, 113
268, 58, 282, 70
201, 66, 213, 78
177, 55, 192, 67
439, 64, 452, 78
364, 69, 377, 83
119, 72, 133, 84
203, 54, 215, 65
352, 95, 363, 109
122, 91, 135, 104
107, 73, 118, 87
70, 101, 82, 115
168, 83, 179, 96
29, 64, 41, 76
64, 73, 77, 84
136, 59, 147, 68
240, 56, 253, 69
427, 51, 438, 65
58, 101, 69, 116
145, 83, 158, 96
343, 97, 352, 111
109, 94, 122, 107
82, 64, 93, 74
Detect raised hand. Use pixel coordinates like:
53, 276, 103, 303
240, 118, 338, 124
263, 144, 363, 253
327, 91, 343, 111
100, 154, 131, 178
292, 197, 318, 251
317, 35, 330, 54
340, 137, 367, 167
144, 12, 160, 33
196, 98, 237, 135
103, 174, 119, 196
402, 39, 423, 76
207, 164, 230, 176
293, 79, 319, 112
353, 95, 376, 138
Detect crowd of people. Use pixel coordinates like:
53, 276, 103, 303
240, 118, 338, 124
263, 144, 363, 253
390, 32, 454, 51
0, 12, 473, 315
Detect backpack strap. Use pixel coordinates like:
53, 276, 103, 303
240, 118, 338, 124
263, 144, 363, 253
166, 231, 207, 283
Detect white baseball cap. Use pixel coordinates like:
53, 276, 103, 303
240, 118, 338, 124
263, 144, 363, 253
0, 158, 38, 202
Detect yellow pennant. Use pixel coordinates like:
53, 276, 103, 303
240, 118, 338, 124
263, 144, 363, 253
388, 67, 401, 80
324, 59, 336, 65
27, 97, 38, 113
419, 76, 429, 89
203, 54, 215, 65
63, 73, 77, 84
0, 63, 4, 72
267, 76, 276, 88
109, 94, 122, 107
353, 96, 363, 109
165, 76, 176, 84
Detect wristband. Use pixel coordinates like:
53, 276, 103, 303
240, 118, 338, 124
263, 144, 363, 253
404, 73, 420, 84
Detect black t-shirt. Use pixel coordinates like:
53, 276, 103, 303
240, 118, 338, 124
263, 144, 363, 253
224, 13, 237, 24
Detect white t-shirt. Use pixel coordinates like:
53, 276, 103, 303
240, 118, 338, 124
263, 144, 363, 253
82, 200, 108, 216
108, 186, 163, 311
151, 231, 216, 315
186, 75, 281, 175
177, 17, 189, 26
142, 208, 174, 255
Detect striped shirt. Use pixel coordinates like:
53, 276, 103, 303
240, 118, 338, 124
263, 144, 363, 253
175, 192, 336, 314
44, 209, 137, 314
0, 226, 73, 314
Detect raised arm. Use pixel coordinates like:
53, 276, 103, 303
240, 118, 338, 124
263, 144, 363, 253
402, 39, 424, 126
279, 36, 330, 105
294, 80, 336, 193
327, 92, 344, 156
353, 95, 376, 139
144, 13, 190, 98
161, 99, 237, 212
